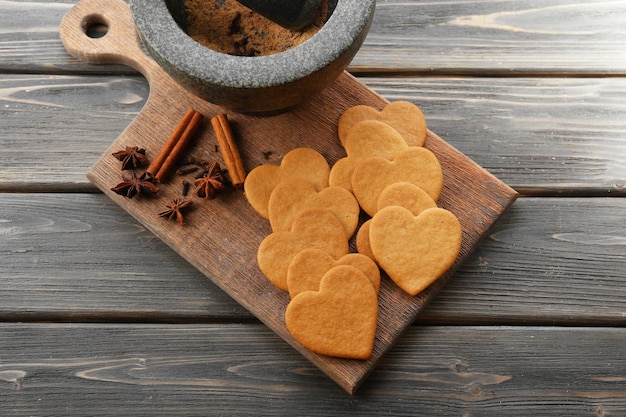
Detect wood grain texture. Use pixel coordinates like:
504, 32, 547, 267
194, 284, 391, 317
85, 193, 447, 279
366, 77, 626, 195
358, 0, 626, 75
2, 75, 626, 193
422, 197, 626, 325
0, 193, 250, 322
1, 323, 626, 416
0, 0, 133, 74
2, 0, 626, 75
0, 74, 147, 190
2, 194, 626, 326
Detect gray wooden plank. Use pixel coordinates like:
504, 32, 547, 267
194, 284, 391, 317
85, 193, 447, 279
1, 193, 625, 325
357, 0, 626, 75
0, 193, 250, 321
2, 0, 626, 75
369, 77, 626, 195
1, 323, 625, 415
421, 196, 626, 325
0, 0, 131, 74
2, 74, 626, 193
0, 74, 147, 191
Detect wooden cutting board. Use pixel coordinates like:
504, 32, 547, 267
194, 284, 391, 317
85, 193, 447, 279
60, 0, 517, 394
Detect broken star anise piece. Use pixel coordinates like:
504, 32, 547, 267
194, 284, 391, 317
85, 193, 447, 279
112, 146, 149, 170
158, 198, 193, 225
111, 171, 160, 198
193, 161, 225, 199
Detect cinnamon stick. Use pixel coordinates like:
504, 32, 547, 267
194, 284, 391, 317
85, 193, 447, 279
147, 109, 203, 182
211, 113, 246, 187
156, 110, 203, 182
146, 109, 194, 177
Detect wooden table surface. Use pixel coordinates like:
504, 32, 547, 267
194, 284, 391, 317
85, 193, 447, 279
2, 0, 626, 415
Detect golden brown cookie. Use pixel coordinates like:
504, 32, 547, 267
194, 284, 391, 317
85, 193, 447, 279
356, 182, 437, 261
369, 206, 462, 296
355, 219, 375, 262
286, 248, 380, 298
376, 182, 437, 213
268, 178, 360, 239
338, 101, 427, 147
257, 209, 349, 291
285, 265, 378, 359
351, 147, 443, 216
329, 120, 407, 192
244, 148, 330, 218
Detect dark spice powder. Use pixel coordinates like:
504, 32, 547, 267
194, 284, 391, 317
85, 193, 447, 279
184, 0, 329, 57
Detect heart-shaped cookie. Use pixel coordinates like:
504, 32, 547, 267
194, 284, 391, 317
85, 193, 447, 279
351, 147, 443, 216
376, 181, 438, 213
338, 101, 427, 147
268, 179, 360, 238
369, 206, 462, 296
257, 209, 349, 291
285, 265, 378, 359
356, 182, 437, 261
287, 248, 380, 298
329, 120, 407, 192
244, 148, 330, 218
355, 220, 376, 262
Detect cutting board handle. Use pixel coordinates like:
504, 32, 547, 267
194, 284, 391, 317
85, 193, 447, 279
59, 0, 161, 82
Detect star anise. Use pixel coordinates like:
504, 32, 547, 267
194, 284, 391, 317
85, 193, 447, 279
112, 146, 149, 170
193, 161, 225, 199
158, 198, 193, 225
111, 171, 159, 198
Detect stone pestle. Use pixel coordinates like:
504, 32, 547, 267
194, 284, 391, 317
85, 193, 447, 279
234, 0, 322, 30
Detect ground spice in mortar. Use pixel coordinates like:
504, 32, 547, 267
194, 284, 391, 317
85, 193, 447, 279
184, 0, 329, 57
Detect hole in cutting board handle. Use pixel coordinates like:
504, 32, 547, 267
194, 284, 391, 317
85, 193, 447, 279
82, 14, 109, 39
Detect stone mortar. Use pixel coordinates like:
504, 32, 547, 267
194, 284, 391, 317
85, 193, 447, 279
129, 0, 375, 114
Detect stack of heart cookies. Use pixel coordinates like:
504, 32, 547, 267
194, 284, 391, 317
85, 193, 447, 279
243, 101, 462, 360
